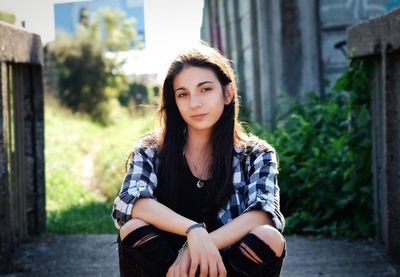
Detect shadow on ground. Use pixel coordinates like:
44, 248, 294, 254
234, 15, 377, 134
1, 234, 399, 276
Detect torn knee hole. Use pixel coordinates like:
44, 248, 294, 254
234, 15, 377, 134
239, 242, 262, 264
132, 233, 158, 248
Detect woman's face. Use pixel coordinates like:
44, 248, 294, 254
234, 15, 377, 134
173, 66, 232, 134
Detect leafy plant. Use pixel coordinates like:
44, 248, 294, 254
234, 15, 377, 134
48, 30, 110, 123
94, 7, 142, 51
246, 60, 374, 237
47, 8, 143, 125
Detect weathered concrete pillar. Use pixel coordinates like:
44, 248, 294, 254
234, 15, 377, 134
250, 0, 261, 122
348, 8, 400, 263
0, 22, 45, 273
280, 0, 321, 98
218, 0, 231, 58
256, 0, 283, 129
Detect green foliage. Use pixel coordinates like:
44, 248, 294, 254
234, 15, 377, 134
0, 10, 16, 24
94, 8, 142, 51
119, 82, 148, 107
247, 61, 374, 237
45, 96, 116, 234
48, 30, 112, 124
45, 95, 154, 234
47, 8, 143, 125
94, 114, 155, 201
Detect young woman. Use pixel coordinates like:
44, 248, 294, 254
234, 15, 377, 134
112, 44, 285, 277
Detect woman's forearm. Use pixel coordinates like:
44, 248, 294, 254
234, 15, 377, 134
132, 198, 273, 249
209, 210, 273, 250
131, 198, 197, 236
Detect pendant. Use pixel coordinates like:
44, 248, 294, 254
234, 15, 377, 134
196, 179, 205, 188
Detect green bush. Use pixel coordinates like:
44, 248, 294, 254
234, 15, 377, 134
247, 60, 374, 237
118, 82, 148, 107
47, 8, 143, 126
47, 30, 112, 125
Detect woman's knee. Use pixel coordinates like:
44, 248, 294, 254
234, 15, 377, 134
119, 218, 149, 241
250, 225, 285, 257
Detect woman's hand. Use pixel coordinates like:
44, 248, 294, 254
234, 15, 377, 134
166, 246, 191, 277
186, 228, 227, 277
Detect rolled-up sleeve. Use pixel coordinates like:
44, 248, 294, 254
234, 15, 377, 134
112, 146, 158, 229
244, 148, 285, 232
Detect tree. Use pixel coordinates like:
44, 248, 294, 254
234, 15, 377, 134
93, 8, 142, 51
0, 10, 16, 24
47, 8, 143, 124
79, 7, 89, 27
48, 30, 110, 123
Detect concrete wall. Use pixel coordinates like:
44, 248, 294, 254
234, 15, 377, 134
0, 22, 45, 274
202, 0, 398, 128
202, 0, 322, 126
348, 7, 400, 263
203, 0, 400, 262
319, 0, 393, 89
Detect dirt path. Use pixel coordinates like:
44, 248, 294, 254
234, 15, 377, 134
81, 142, 107, 201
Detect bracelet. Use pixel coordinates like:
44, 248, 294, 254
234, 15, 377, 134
175, 240, 188, 265
185, 222, 207, 234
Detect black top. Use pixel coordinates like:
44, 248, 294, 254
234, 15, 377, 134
174, 160, 218, 232
160, 159, 218, 250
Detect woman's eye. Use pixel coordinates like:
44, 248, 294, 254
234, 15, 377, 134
201, 87, 211, 92
178, 92, 188, 98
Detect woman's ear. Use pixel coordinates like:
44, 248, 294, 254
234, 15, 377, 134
224, 83, 234, 105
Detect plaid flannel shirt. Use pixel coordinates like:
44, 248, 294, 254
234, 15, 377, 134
112, 136, 285, 232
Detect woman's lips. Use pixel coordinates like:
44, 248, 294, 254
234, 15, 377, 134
191, 113, 208, 120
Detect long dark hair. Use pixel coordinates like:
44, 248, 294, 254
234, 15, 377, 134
154, 44, 247, 212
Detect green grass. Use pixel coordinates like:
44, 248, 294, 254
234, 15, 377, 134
45, 97, 154, 234
93, 114, 155, 201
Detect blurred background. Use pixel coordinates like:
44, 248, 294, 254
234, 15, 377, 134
1, 0, 400, 269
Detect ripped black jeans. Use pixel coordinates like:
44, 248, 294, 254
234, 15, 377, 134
117, 225, 286, 277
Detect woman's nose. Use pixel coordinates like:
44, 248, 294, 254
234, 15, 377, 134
190, 93, 202, 108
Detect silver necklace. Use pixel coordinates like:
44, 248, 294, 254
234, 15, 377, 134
196, 179, 205, 188
183, 150, 208, 189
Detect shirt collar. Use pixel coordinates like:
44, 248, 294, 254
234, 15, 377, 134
234, 144, 245, 154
